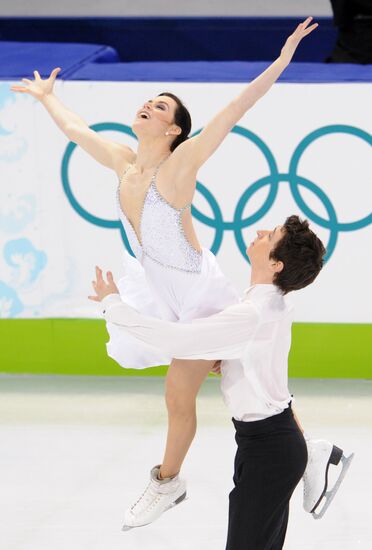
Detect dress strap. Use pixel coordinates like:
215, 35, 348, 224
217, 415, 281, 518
119, 164, 133, 185
152, 154, 171, 181
179, 203, 192, 214
152, 155, 191, 213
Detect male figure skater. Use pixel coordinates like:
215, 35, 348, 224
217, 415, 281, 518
90, 216, 353, 549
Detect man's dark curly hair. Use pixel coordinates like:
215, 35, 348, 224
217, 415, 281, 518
270, 215, 326, 294
158, 92, 192, 152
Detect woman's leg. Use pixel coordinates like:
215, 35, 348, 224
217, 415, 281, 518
160, 370, 302, 479
160, 358, 216, 479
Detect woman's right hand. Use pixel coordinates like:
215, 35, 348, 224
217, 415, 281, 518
10, 67, 61, 100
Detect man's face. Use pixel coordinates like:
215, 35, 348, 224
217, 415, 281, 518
246, 226, 284, 269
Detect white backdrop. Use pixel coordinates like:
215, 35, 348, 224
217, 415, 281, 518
0, 80, 371, 322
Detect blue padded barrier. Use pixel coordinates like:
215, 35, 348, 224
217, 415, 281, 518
0, 41, 119, 80
0, 17, 336, 63
69, 60, 372, 83
2, 37, 371, 83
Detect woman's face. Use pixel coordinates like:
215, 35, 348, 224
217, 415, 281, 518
132, 95, 179, 138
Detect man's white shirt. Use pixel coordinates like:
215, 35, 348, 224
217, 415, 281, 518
100, 284, 293, 422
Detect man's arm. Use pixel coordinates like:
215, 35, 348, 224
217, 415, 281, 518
100, 294, 260, 361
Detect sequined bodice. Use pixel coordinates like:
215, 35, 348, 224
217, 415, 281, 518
117, 165, 202, 273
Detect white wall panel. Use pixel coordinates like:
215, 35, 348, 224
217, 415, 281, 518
0, 79, 371, 322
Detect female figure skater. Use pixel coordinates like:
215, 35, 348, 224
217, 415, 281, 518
12, 18, 350, 528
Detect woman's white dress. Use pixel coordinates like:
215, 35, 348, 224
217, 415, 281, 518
106, 164, 239, 369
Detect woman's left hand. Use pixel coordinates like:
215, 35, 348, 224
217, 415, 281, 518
280, 17, 318, 66
88, 266, 119, 302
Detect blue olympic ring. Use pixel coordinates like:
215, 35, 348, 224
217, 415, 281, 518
61, 123, 372, 264
61, 122, 136, 254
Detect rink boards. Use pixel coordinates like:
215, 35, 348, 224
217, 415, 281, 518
0, 80, 371, 376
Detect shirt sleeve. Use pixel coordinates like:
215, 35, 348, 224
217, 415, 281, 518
100, 293, 260, 361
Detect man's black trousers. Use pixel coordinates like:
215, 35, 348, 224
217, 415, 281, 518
225, 405, 307, 550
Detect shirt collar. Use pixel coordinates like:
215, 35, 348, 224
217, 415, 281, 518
243, 283, 283, 298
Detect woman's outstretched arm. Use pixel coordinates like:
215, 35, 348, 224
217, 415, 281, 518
178, 17, 318, 170
11, 68, 134, 171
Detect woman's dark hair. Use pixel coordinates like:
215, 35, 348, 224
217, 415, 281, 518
158, 92, 192, 152
270, 215, 326, 294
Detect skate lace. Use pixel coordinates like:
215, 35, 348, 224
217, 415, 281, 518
131, 482, 151, 510
130, 482, 163, 513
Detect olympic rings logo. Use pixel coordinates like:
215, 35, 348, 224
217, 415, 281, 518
61, 123, 372, 263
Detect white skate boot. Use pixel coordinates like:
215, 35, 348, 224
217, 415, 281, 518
122, 465, 187, 530
303, 439, 354, 519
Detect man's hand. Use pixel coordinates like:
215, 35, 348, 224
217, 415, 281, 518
88, 266, 119, 302
210, 360, 222, 375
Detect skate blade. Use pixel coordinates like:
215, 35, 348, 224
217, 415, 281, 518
312, 452, 354, 520
122, 521, 152, 532
121, 492, 187, 531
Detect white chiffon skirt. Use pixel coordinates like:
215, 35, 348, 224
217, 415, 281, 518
106, 248, 239, 369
